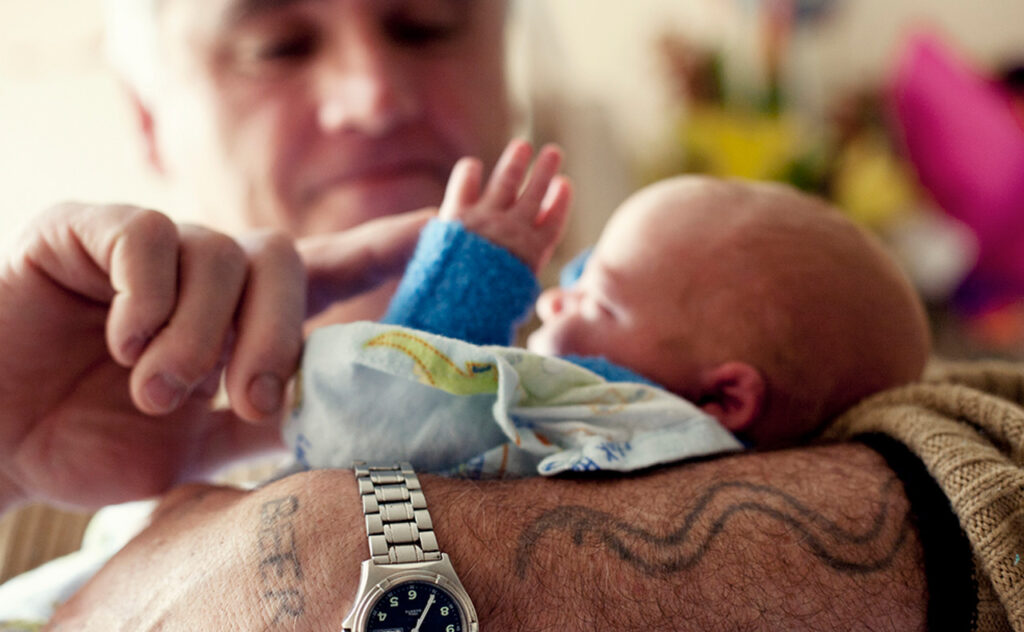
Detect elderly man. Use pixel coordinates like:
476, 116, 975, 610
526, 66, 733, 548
0, 0, 980, 629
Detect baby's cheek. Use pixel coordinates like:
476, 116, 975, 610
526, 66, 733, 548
527, 320, 570, 356
527, 318, 598, 359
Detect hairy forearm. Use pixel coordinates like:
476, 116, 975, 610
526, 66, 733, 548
286, 443, 926, 630
454, 443, 924, 630
54, 443, 927, 630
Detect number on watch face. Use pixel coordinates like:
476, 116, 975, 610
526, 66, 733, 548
366, 581, 463, 632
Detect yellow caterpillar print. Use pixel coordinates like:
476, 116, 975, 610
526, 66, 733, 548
365, 331, 499, 396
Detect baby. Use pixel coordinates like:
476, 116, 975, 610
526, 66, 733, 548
287, 140, 930, 475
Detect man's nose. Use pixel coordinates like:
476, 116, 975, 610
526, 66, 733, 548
316, 22, 418, 135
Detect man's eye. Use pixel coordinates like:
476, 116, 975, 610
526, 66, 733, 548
256, 33, 320, 61
226, 25, 322, 72
384, 18, 461, 46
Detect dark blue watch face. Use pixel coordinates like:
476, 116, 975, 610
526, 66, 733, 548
365, 581, 464, 632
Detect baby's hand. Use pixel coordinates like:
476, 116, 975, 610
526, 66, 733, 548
439, 139, 572, 273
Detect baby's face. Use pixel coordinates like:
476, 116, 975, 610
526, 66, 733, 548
527, 184, 709, 389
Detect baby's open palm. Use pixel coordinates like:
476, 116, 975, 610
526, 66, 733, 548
439, 139, 572, 273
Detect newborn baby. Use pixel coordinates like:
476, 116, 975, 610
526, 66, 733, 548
288, 140, 930, 475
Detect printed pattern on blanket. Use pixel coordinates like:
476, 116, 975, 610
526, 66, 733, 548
286, 322, 742, 477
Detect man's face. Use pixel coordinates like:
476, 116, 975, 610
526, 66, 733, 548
151, 0, 510, 236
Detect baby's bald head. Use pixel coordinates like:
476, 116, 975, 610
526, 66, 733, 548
607, 176, 931, 445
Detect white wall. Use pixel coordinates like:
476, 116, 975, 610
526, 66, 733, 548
0, 0, 170, 250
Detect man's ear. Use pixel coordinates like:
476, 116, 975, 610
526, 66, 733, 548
695, 361, 765, 433
127, 88, 165, 174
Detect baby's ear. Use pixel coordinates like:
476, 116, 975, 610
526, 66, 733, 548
695, 362, 765, 433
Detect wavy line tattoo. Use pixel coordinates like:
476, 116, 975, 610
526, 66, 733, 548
515, 478, 910, 578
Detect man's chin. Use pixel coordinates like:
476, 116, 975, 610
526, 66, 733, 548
298, 177, 445, 235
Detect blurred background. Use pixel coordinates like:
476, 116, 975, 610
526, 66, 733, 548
2, 0, 1024, 361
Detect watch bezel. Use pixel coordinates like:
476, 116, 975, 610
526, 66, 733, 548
343, 555, 479, 632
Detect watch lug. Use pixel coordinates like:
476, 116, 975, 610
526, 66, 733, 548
341, 560, 374, 631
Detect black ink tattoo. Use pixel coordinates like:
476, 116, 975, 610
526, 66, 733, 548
515, 478, 910, 578
257, 495, 306, 625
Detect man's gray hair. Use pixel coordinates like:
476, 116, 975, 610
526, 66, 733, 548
102, 0, 162, 104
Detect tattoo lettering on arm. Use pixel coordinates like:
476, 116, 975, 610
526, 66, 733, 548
514, 477, 911, 579
256, 495, 306, 626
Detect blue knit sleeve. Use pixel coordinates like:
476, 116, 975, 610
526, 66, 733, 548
382, 219, 540, 345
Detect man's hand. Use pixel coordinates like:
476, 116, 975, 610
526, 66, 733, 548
0, 202, 436, 514
0, 203, 305, 512
439, 139, 572, 273
299, 208, 435, 318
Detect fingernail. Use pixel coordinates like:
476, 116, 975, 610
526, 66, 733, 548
249, 373, 283, 415
120, 335, 148, 364
143, 372, 187, 413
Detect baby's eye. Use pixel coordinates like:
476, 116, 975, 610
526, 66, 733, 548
580, 295, 615, 321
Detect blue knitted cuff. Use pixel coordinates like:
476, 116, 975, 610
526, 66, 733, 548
383, 219, 540, 345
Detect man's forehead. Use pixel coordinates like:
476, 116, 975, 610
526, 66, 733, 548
219, 0, 324, 27
156, 0, 326, 32
164, 0, 474, 28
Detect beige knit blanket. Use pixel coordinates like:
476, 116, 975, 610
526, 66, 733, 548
825, 359, 1024, 632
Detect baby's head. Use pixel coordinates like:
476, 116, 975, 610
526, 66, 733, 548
528, 176, 930, 447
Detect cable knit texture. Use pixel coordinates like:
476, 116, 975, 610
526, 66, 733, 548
824, 359, 1024, 632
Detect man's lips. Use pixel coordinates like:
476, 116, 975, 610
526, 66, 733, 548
298, 159, 450, 205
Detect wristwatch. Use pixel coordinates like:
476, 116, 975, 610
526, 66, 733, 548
342, 462, 479, 632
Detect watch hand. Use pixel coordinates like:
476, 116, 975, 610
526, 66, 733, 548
411, 592, 436, 632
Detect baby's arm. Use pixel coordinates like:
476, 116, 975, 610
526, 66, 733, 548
440, 139, 572, 274
382, 140, 572, 345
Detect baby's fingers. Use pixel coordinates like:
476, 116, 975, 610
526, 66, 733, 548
483, 139, 533, 208
533, 175, 573, 270
439, 157, 483, 221
516, 144, 564, 217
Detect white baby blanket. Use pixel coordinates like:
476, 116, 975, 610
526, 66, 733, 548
286, 322, 742, 477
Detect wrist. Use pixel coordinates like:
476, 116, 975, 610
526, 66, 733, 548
417, 474, 567, 628
280, 467, 520, 630
258, 468, 364, 629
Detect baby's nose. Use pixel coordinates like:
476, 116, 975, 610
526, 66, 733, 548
536, 287, 567, 321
